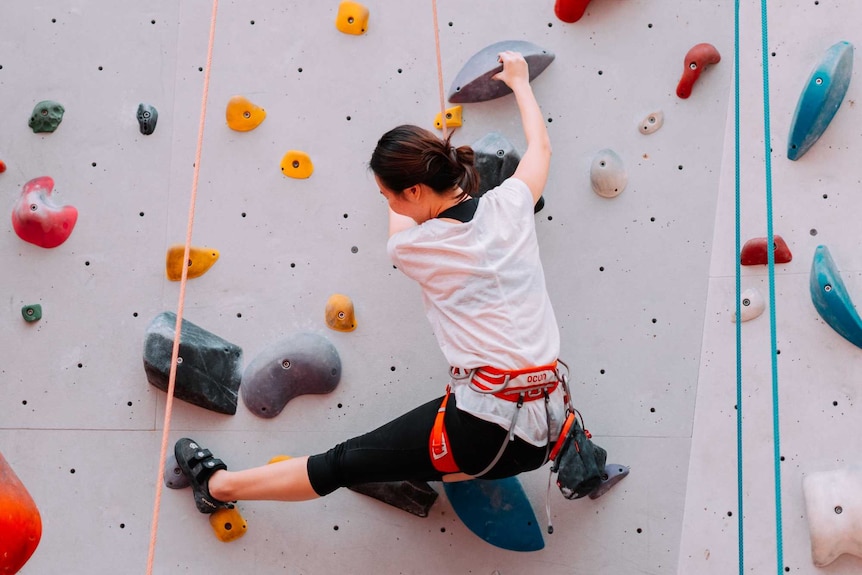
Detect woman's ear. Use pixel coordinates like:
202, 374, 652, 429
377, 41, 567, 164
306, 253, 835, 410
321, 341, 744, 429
403, 185, 421, 203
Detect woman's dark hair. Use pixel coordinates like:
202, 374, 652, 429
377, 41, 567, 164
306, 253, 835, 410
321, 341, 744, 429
369, 124, 479, 197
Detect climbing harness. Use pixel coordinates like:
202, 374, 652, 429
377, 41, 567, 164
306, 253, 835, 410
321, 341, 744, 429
429, 361, 562, 476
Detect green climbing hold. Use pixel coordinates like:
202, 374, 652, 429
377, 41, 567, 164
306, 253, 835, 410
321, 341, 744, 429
21, 305, 42, 323
28, 101, 65, 133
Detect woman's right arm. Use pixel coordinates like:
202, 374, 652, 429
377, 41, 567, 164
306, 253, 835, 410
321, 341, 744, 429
493, 51, 551, 205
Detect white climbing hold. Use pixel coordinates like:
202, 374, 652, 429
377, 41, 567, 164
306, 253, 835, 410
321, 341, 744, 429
638, 110, 664, 135
590, 149, 627, 198
731, 287, 765, 323
803, 468, 862, 567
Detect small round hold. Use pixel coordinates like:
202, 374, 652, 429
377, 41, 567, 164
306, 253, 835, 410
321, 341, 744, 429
164, 454, 190, 489
731, 287, 765, 323
280, 150, 313, 179
137, 103, 159, 135
325, 293, 357, 332
638, 110, 664, 135
590, 149, 627, 198
21, 304, 42, 323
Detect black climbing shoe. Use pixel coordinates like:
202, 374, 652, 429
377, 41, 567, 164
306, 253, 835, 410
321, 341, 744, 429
174, 437, 229, 514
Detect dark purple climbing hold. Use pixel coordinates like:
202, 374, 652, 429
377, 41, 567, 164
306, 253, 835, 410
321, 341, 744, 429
471, 131, 543, 212
142, 311, 243, 415
136, 103, 158, 135
348, 480, 438, 518
241, 332, 342, 418
164, 454, 190, 489
448, 40, 555, 104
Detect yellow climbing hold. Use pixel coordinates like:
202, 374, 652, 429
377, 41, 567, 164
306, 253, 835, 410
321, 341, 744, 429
335, 1, 369, 35
280, 150, 314, 179
209, 505, 247, 543
225, 96, 266, 132
434, 106, 463, 130
267, 455, 292, 464
165, 245, 219, 281
325, 293, 357, 332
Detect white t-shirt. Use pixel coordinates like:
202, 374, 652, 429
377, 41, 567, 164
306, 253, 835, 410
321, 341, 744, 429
387, 177, 564, 446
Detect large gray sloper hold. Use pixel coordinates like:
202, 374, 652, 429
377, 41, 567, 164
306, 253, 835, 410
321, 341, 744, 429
241, 332, 342, 418
448, 40, 555, 103
143, 311, 243, 415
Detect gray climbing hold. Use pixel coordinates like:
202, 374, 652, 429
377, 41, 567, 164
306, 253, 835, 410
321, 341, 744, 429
472, 132, 521, 197
143, 311, 243, 415
448, 40, 555, 103
349, 480, 439, 517
29, 100, 65, 133
241, 332, 342, 418
588, 463, 630, 499
137, 103, 158, 135
164, 454, 190, 489
590, 149, 627, 198
471, 131, 544, 213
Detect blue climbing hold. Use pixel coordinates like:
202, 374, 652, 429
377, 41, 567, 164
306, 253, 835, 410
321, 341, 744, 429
810, 245, 862, 349
787, 41, 853, 161
443, 477, 544, 552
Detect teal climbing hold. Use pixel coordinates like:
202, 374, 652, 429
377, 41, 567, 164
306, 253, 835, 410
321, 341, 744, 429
21, 304, 42, 323
787, 41, 853, 161
810, 245, 862, 349
448, 40, 554, 104
241, 332, 342, 418
444, 477, 544, 552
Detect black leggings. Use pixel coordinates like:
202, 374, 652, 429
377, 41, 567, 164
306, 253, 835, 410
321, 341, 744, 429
307, 393, 550, 496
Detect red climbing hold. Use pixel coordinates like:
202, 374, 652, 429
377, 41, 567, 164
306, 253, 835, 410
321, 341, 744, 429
555, 0, 592, 23
11, 176, 78, 248
0, 160, 7, 173
0, 451, 42, 575
676, 43, 721, 99
740, 235, 792, 266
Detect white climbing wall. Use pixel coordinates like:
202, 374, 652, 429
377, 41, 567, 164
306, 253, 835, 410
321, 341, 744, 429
678, 2, 862, 574
2, 1, 852, 574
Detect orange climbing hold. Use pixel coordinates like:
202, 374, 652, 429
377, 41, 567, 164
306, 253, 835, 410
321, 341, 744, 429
280, 150, 314, 179
740, 235, 792, 266
325, 294, 357, 332
165, 245, 220, 281
434, 106, 463, 130
268, 455, 292, 464
225, 96, 266, 132
209, 505, 247, 543
335, 1, 369, 35
676, 43, 721, 99
0, 452, 42, 575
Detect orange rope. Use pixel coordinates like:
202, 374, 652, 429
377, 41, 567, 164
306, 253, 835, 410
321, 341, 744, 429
430, 0, 448, 141
145, 0, 219, 572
